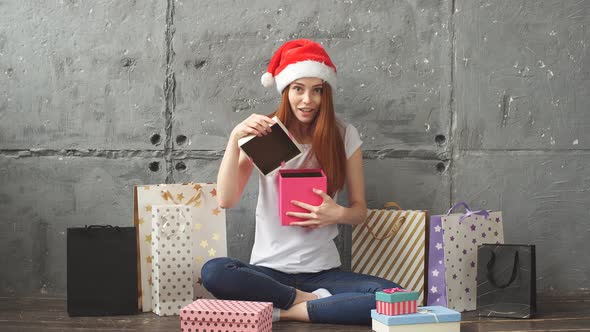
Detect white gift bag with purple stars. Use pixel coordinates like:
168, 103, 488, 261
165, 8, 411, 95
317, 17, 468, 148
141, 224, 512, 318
427, 202, 504, 312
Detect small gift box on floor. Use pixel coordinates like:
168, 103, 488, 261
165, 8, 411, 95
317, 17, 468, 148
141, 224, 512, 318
371, 306, 461, 332
180, 299, 273, 332
376, 288, 419, 316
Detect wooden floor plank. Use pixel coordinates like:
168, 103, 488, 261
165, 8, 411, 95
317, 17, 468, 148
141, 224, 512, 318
1, 296, 589, 332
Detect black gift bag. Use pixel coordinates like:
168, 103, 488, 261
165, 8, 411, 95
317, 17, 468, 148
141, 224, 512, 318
67, 225, 139, 316
476, 244, 536, 318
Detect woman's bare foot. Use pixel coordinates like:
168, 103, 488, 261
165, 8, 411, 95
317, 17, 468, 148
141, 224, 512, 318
292, 288, 318, 306
276, 289, 318, 322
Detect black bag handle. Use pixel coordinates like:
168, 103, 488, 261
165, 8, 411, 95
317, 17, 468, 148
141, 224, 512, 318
487, 249, 519, 288
85, 225, 122, 231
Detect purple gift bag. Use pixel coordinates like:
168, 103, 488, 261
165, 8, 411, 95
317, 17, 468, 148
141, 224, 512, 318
426, 214, 448, 306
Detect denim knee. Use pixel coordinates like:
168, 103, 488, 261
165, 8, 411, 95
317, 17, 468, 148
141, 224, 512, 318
201, 257, 236, 293
375, 279, 401, 291
362, 279, 401, 294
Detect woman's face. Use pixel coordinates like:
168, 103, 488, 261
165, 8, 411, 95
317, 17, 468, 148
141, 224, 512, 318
287, 77, 323, 124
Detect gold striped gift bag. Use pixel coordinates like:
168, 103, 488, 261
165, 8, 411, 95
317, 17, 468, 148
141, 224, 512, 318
351, 202, 428, 305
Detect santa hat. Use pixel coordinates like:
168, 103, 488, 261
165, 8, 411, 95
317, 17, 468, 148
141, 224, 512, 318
261, 39, 337, 93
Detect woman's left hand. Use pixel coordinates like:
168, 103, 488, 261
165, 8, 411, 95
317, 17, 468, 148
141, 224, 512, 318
287, 189, 343, 229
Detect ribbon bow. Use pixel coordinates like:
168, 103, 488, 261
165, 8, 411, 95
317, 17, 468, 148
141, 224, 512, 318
382, 287, 410, 294
446, 201, 490, 223
417, 308, 440, 323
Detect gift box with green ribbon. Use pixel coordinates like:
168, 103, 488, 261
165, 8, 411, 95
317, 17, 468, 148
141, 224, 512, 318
375, 288, 419, 316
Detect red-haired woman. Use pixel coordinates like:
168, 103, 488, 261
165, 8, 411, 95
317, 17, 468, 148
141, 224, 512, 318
202, 39, 400, 325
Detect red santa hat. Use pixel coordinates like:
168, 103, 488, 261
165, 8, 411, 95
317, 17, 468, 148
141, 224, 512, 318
260, 39, 337, 93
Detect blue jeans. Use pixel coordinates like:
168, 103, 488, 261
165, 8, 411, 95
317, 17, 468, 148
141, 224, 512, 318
201, 257, 400, 325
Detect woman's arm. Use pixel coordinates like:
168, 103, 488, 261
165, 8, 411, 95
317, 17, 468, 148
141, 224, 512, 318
216, 133, 254, 209
216, 114, 275, 209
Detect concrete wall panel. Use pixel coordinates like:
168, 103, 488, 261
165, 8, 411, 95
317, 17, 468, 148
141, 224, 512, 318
453, 151, 590, 291
172, 0, 452, 154
0, 1, 167, 149
455, 0, 590, 150
0, 155, 164, 295
364, 157, 450, 212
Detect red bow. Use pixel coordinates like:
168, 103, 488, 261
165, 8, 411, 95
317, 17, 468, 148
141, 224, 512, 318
383, 287, 410, 294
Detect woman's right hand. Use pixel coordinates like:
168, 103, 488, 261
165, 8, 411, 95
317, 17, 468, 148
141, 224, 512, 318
231, 114, 276, 140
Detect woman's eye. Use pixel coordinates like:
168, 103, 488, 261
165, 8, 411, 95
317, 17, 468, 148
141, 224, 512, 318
314, 88, 323, 94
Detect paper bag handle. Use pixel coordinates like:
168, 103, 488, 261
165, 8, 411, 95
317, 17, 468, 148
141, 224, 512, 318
358, 202, 404, 240
486, 250, 519, 289
383, 202, 402, 210
446, 201, 490, 222
360, 213, 406, 241
446, 201, 471, 214
85, 225, 122, 231
160, 184, 204, 207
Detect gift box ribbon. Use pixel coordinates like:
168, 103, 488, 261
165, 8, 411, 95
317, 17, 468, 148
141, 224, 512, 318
383, 287, 410, 294
417, 308, 440, 323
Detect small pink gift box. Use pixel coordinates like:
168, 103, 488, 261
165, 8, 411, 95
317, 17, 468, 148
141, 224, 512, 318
376, 300, 418, 316
279, 169, 327, 226
180, 299, 272, 332
375, 288, 419, 316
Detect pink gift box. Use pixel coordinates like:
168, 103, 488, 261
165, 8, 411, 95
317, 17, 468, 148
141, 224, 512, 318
278, 169, 327, 226
180, 299, 272, 332
376, 300, 418, 316
375, 289, 419, 316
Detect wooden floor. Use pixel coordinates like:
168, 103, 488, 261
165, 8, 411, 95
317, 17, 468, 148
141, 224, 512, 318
1, 295, 589, 331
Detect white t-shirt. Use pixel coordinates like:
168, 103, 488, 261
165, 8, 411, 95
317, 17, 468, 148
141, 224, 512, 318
249, 121, 363, 273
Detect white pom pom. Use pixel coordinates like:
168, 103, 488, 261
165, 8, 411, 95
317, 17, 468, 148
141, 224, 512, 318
261, 72, 274, 88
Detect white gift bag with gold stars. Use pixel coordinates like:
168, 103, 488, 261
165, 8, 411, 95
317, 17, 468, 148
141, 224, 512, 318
134, 183, 226, 313
151, 205, 193, 316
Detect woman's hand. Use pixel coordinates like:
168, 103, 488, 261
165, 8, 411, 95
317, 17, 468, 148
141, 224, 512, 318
288, 189, 344, 229
231, 114, 275, 140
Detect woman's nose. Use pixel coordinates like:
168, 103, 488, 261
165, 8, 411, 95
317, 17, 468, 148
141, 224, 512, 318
302, 91, 311, 104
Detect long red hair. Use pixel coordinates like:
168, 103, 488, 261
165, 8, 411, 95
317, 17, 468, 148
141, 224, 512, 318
271, 83, 346, 196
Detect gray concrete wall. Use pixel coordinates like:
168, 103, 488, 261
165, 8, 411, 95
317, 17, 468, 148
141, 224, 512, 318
0, 0, 587, 296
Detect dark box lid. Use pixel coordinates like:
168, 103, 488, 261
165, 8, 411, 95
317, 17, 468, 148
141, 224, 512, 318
238, 116, 302, 176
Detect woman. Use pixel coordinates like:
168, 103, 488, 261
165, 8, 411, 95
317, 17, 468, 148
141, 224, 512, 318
202, 39, 400, 325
